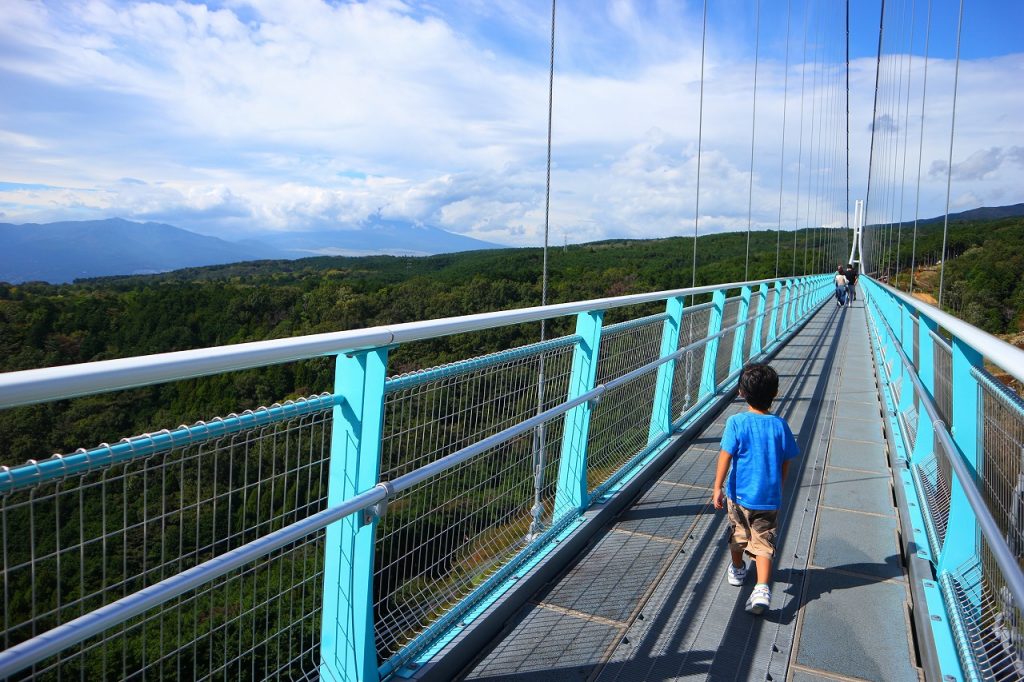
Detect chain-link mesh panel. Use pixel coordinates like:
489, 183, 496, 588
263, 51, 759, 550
913, 451, 952, 555
585, 317, 665, 492
979, 373, 1024, 569
741, 292, 762, 363
760, 289, 777, 352
714, 298, 743, 387
1, 400, 334, 680
671, 307, 712, 419
944, 552, 1024, 681
374, 342, 575, 661
901, 402, 919, 453
595, 316, 665, 385
933, 339, 954, 499
374, 411, 567, 664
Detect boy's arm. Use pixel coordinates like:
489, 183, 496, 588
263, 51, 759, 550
712, 449, 732, 509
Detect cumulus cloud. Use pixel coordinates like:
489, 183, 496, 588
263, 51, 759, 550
930, 146, 1024, 181
0, 1, 1020, 246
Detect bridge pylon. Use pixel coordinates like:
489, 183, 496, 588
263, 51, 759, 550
849, 198, 865, 270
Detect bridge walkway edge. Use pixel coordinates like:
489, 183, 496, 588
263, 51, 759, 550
412, 298, 922, 682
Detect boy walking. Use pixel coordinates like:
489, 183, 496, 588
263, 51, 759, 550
712, 363, 800, 614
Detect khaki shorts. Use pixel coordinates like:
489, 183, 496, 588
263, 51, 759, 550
726, 499, 779, 558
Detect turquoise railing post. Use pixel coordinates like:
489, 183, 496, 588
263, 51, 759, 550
779, 280, 792, 335
767, 280, 783, 345
553, 310, 604, 521
912, 312, 938, 463
320, 347, 389, 682
898, 301, 916, 412
649, 296, 685, 442
749, 283, 769, 358
699, 289, 727, 397
791, 278, 804, 325
729, 285, 752, 374
938, 335, 983, 573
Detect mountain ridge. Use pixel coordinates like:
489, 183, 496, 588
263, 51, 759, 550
0, 217, 502, 283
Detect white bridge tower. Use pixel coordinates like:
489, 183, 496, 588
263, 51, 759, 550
849, 199, 865, 269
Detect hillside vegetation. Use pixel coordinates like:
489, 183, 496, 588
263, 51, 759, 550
874, 216, 1024, 336
0, 227, 845, 462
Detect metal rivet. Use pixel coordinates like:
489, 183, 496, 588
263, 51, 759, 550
931, 614, 942, 622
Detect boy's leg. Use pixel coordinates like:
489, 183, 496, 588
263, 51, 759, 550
754, 555, 772, 584
745, 509, 778, 581
731, 547, 745, 568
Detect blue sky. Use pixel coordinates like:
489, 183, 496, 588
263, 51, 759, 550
0, 0, 1020, 246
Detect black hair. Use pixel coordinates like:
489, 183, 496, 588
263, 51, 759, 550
738, 362, 779, 412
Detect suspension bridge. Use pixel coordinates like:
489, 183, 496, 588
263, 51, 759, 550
2, 0, 1023, 681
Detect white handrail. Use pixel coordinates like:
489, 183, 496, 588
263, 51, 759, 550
0, 276, 795, 409
869, 277, 1024, 385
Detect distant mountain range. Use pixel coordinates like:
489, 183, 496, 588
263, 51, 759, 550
866, 203, 1024, 228
0, 218, 501, 283
3, 203, 1022, 284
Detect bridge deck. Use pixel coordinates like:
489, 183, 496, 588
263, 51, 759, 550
457, 300, 920, 682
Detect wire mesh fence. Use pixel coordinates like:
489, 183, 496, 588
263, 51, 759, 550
740, 292, 761, 362
374, 341, 575, 661
1, 398, 335, 680
979, 372, 1024, 571
913, 451, 952, 555
585, 315, 665, 492
760, 289, 777, 352
714, 298, 742, 387
944, 551, 1024, 681
933, 339, 954, 500
671, 307, 712, 420
0, 282, 821, 679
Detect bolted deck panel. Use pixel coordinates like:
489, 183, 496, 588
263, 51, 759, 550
456, 299, 921, 682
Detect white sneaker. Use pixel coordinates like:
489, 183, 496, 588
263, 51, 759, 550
727, 563, 747, 586
745, 584, 771, 615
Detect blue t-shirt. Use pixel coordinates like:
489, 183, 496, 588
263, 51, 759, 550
720, 411, 800, 510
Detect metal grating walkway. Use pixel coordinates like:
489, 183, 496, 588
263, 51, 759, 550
456, 299, 921, 682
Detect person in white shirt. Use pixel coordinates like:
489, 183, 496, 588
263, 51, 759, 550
834, 266, 849, 307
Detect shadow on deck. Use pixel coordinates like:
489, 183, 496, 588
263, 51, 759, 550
433, 301, 920, 682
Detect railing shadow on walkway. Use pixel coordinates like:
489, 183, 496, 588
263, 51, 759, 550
465, 302, 853, 681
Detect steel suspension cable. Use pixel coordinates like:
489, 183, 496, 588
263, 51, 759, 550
845, 0, 851, 264
909, 0, 933, 295
793, 0, 811, 276
691, 0, 709, 296
774, 0, 794, 278
744, 0, 762, 281
529, 0, 557, 538
803, 7, 823, 276
938, 0, 965, 308
863, 0, 887, 275
894, 0, 917, 290
540, 0, 556, 333
884, 0, 909, 283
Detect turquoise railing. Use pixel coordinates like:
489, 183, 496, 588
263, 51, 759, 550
863, 277, 1024, 682
0, 274, 835, 680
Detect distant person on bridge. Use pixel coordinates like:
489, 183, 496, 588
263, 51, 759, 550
712, 363, 800, 615
834, 265, 849, 307
845, 263, 858, 303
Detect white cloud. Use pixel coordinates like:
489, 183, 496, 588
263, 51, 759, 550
0, 1, 1020, 248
